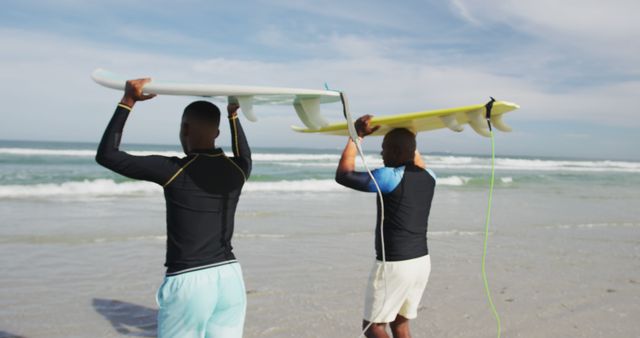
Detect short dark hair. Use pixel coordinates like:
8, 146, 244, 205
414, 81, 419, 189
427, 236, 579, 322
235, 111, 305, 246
183, 101, 221, 127
383, 128, 416, 162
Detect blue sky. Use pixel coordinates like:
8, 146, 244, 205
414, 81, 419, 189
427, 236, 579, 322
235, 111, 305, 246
1, 0, 638, 160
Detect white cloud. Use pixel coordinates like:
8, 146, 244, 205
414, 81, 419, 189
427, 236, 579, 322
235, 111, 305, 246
254, 25, 290, 47
265, 0, 426, 32
0, 27, 637, 158
449, 0, 481, 26
451, 0, 640, 73
113, 25, 209, 47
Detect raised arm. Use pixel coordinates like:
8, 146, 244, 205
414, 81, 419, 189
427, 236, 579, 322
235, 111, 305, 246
95, 78, 179, 185
335, 115, 380, 192
227, 103, 252, 179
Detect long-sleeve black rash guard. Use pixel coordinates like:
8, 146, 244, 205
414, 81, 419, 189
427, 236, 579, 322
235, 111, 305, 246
336, 163, 436, 261
96, 103, 251, 275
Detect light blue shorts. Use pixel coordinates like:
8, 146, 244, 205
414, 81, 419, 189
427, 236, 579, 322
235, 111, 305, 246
156, 262, 246, 338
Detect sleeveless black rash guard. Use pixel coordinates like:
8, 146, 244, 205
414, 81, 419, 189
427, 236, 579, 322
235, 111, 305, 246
96, 104, 251, 275
336, 163, 436, 261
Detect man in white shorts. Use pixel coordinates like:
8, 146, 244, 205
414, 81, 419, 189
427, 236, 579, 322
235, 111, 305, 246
335, 115, 436, 338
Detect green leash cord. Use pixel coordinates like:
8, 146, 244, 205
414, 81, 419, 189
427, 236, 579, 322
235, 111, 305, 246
483, 97, 501, 337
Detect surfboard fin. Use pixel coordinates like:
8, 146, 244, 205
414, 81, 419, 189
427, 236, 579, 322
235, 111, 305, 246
467, 109, 492, 137
439, 114, 465, 132
293, 97, 330, 129
232, 96, 257, 122
490, 114, 512, 132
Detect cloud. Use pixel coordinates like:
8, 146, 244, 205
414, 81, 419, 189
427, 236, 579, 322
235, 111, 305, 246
448, 0, 481, 26
0, 23, 637, 160
265, 0, 430, 32
112, 24, 209, 48
450, 0, 640, 74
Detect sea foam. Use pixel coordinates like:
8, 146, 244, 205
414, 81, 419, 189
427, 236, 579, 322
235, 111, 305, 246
2, 147, 639, 172
0, 175, 475, 198
0, 179, 160, 198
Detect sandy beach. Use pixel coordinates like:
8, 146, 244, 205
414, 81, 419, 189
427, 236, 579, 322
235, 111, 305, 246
2, 186, 639, 337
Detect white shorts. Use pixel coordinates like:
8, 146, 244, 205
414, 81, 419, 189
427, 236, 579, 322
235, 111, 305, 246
363, 255, 431, 323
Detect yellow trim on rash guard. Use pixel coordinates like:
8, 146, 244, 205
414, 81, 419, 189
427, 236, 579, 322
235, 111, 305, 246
163, 155, 199, 187
118, 103, 132, 111
223, 155, 246, 182
230, 116, 240, 158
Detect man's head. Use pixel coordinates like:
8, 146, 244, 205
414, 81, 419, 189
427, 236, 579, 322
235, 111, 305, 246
180, 101, 221, 154
381, 128, 416, 167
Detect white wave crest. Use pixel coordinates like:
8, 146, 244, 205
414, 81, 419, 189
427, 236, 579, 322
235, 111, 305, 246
0, 179, 345, 198
0, 148, 96, 157
500, 177, 513, 184
244, 179, 345, 192
425, 156, 475, 165
492, 158, 640, 173
245, 175, 470, 192
252, 153, 341, 162
548, 222, 640, 230
0, 179, 160, 198
430, 230, 486, 237
0, 147, 184, 158
3, 147, 638, 172
437, 176, 471, 186
0, 174, 474, 199
0, 148, 366, 163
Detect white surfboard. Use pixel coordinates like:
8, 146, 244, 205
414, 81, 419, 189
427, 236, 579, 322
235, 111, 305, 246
91, 68, 341, 129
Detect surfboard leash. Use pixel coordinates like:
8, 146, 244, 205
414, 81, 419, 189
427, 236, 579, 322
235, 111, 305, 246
337, 92, 389, 338
483, 97, 502, 338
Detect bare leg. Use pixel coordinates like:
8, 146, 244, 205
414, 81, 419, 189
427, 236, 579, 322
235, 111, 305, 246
362, 320, 390, 338
389, 314, 411, 338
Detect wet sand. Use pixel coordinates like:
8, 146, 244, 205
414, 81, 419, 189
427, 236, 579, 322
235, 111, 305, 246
1, 186, 639, 337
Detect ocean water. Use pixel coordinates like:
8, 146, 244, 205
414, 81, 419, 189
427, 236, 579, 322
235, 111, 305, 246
2, 139, 639, 199
1, 139, 639, 337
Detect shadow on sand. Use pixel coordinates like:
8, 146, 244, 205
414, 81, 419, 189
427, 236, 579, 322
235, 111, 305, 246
0, 331, 26, 338
92, 298, 157, 337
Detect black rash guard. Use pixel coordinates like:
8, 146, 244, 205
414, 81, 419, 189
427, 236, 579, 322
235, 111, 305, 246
96, 103, 251, 275
336, 163, 436, 261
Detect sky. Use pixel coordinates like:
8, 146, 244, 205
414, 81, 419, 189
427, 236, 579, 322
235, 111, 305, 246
0, 0, 638, 160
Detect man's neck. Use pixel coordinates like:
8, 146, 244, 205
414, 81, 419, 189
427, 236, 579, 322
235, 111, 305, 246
190, 140, 215, 149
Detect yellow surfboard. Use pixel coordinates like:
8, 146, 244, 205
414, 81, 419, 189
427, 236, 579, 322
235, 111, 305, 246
292, 101, 519, 137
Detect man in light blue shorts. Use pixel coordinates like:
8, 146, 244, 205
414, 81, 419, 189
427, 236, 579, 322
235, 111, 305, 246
336, 115, 436, 338
96, 78, 251, 337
